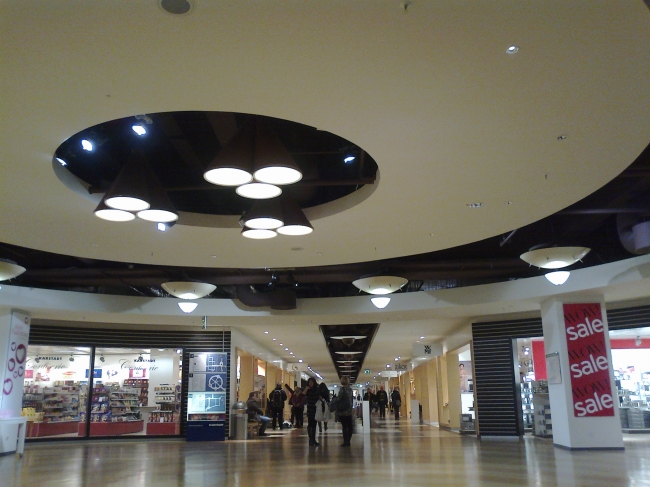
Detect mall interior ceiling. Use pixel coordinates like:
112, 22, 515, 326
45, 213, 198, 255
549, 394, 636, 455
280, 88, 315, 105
2, 139, 649, 301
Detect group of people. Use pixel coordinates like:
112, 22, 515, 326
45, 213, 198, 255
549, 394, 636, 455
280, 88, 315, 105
245, 375, 356, 447
362, 386, 402, 420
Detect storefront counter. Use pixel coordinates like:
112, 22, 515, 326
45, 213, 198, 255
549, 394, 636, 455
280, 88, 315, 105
80, 420, 144, 436
28, 421, 79, 438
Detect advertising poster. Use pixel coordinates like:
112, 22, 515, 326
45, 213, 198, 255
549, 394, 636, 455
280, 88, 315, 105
1, 311, 31, 416
563, 303, 615, 417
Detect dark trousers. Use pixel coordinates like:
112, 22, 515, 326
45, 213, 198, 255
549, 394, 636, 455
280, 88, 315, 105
339, 415, 353, 445
271, 408, 284, 429
307, 415, 318, 445
294, 407, 304, 427
379, 403, 386, 418
394, 403, 400, 420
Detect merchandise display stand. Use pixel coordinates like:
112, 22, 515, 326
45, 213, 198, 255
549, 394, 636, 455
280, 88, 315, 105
147, 384, 181, 435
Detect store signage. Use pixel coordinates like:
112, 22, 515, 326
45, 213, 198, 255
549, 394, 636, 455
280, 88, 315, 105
1, 311, 30, 416
395, 364, 408, 371
563, 303, 615, 417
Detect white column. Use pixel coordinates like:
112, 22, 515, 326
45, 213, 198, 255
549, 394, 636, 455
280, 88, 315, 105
362, 401, 370, 434
541, 298, 623, 449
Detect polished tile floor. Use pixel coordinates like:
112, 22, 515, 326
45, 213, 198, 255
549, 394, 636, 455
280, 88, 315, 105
2, 418, 649, 487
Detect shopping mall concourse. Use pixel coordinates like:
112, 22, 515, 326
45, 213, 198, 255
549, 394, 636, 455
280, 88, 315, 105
1, 1, 650, 486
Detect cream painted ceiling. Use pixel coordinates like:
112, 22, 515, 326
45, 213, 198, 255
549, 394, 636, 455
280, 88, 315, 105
1, 1, 649, 270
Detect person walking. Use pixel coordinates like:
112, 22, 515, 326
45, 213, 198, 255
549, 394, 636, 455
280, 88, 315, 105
291, 387, 306, 428
337, 376, 354, 446
317, 382, 330, 433
246, 391, 271, 437
376, 386, 389, 418
304, 377, 321, 446
268, 382, 287, 430
391, 386, 402, 420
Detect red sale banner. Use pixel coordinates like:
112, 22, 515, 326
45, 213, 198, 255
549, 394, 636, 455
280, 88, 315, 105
563, 303, 614, 417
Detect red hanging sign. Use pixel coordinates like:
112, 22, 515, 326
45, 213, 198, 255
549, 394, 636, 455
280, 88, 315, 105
563, 303, 615, 417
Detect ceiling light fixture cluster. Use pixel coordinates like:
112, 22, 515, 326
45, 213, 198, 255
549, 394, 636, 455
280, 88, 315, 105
203, 118, 312, 239
92, 150, 179, 226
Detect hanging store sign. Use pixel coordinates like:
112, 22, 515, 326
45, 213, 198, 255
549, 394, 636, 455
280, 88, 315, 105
563, 303, 614, 418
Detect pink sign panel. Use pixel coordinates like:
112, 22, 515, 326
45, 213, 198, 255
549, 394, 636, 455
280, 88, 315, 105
563, 303, 615, 417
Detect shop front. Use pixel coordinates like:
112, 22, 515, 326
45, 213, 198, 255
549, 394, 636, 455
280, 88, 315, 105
20, 324, 230, 441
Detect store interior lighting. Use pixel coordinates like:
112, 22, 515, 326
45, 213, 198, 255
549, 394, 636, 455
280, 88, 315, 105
0, 259, 27, 281
371, 296, 391, 309
178, 302, 198, 313
545, 271, 570, 285
520, 246, 590, 269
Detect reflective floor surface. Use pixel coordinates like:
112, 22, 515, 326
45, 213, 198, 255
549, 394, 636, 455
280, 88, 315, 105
2, 418, 649, 487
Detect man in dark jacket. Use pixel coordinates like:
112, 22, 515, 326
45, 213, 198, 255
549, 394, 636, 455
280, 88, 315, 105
376, 386, 389, 418
246, 391, 270, 437
268, 382, 288, 430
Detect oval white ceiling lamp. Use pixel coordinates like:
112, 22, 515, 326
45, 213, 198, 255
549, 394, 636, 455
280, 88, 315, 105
178, 302, 198, 313
352, 276, 408, 295
236, 182, 282, 199
241, 227, 278, 239
520, 246, 590, 269
103, 152, 151, 212
276, 196, 313, 235
162, 282, 216, 299
252, 119, 302, 185
371, 296, 391, 309
0, 259, 26, 281
204, 123, 254, 186
545, 271, 571, 286
136, 162, 178, 223
93, 200, 135, 222
242, 198, 283, 230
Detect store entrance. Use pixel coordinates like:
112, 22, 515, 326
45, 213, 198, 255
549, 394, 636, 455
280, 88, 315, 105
516, 337, 551, 438
610, 326, 650, 432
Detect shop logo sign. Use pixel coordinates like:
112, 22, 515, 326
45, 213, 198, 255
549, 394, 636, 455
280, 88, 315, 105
563, 303, 615, 417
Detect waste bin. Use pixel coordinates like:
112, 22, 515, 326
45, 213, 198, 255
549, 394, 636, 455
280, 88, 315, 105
231, 401, 248, 440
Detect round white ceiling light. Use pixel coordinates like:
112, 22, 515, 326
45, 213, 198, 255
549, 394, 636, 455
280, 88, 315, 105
236, 183, 282, 199
0, 260, 26, 281
352, 276, 408, 295
162, 282, 216, 299
520, 247, 590, 269
94, 207, 135, 222
371, 296, 391, 309
241, 228, 278, 239
204, 167, 253, 187
253, 166, 302, 186
178, 302, 198, 313
545, 271, 570, 286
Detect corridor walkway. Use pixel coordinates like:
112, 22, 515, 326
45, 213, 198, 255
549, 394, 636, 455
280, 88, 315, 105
1, 420, 648, 487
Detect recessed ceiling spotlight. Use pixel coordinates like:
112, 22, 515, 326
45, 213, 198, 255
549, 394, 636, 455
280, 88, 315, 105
81, 139, 93, 151
557, 135, 567, 140
467, 203, 483, 208
157, 222, 167, 232
264, 331, 269, 334
279, 343, 283, 346
420, 336, 425, 339
394, 357, 399, 361
298, 359, 303, 363
343, 155, 355, 164
285, 348, 289, 351
56, 157, 67, 166
506, 45, 519, 54
272, 338, 276, 341
132, 124, 147, 136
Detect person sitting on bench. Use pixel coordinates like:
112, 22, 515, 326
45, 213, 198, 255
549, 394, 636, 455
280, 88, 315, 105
246, 391, 270, 437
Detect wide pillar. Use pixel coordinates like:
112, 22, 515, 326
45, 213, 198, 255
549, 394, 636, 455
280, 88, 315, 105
541, 298, 623, 449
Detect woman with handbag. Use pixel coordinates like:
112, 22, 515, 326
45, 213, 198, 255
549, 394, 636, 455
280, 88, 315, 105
304, 377, 321, 446
391, 386, 401, 420
317, 382, 330, 433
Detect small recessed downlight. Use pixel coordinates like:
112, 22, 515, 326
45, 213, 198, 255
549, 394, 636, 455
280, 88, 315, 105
81, 139, 93, 151
132, 124, 147, 136
506, 45, 519, 54
343, 156, 355, 164
56, 157, 67, 166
